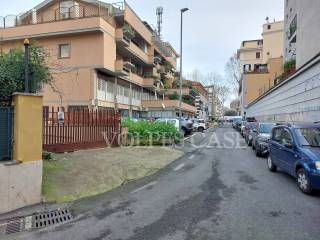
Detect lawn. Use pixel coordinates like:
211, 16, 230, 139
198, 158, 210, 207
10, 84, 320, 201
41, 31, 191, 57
42, 147, 183, 203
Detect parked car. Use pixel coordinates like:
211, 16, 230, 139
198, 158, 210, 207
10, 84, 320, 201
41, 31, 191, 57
191, 119, 208, 132
155, 118, 193, 137
232, 118, 242, 128
240, 121, 247, 136
246, 117, 257, 122
268, 123, 320, 194
235, 120, 242, 132
243, 122, 258, 142
251, 123, 276, 156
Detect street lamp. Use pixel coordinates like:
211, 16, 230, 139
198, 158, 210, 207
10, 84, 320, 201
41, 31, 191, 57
179, 7, 189, 130
24, 38, 30, 93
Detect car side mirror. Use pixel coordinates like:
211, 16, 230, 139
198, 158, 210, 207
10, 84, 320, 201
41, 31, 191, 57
284, 143, 294, 149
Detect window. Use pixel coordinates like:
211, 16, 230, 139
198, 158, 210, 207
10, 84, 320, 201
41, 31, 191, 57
107, 82, 114, 93
59, 44, 71, 58
98, 79, 103, 91
60, 1, 74, 19
267, 24, 271, 30
272, 128, 283, 142
281, 129, 293, 145
256, 52, 261, 59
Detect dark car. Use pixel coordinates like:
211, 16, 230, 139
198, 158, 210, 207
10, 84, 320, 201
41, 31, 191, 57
243, 122, 258, 142
251, 123, 276, 156
268, 123, 320, 194
233, 119, 242, 129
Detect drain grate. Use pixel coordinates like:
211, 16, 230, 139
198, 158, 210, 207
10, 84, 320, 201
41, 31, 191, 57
5, 218, 23, 235
4, 209, 73, 235
32, 209, 73, 229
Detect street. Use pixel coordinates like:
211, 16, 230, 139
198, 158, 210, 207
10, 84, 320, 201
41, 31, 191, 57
6, 124, 320, 240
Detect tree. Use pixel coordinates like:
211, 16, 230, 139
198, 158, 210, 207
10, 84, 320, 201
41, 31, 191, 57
224, 109, 238, 116
225, 54, 241, 95
0, 44, 52, 105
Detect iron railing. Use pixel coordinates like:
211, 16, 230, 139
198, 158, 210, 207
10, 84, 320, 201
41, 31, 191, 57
0, 2, 125, 29
43, 107, 121, 153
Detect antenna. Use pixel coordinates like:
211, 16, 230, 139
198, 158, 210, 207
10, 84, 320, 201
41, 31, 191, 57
156, 7, 163, 37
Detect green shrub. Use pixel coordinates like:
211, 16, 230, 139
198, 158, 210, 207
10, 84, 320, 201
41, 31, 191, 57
121, 119, 181, 145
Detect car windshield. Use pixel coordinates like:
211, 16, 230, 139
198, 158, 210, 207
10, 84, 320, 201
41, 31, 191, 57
259, 124, 275, 133
295, 128, 320, 147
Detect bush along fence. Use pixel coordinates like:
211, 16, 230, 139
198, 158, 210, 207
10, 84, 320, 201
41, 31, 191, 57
43, 107, 121, 153
121, 118, 182, 146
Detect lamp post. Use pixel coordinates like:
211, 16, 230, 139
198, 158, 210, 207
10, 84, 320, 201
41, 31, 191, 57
24, 38, 30, 93
179, 7, 189, 130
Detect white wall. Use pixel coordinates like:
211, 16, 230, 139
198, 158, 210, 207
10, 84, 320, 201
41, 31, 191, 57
246, 59, 320, 122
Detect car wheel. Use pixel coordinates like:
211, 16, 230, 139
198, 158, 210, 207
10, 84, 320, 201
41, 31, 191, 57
252, 142, 256, 150
267, 155, 277, 172
198, 127, 204, 133
248, 139, 252, 146
255, 147, 261, 157
296, 168, 313, 194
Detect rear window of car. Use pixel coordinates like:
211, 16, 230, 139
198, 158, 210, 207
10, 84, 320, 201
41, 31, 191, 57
199, 120, 205, 123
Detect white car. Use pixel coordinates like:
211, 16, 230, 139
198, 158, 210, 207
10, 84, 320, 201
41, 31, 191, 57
155, 118, 193, 136
191, 119, 208, 132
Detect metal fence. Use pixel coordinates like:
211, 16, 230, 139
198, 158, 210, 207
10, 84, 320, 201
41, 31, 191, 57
43, 107, 121, 153
0, 4, 120, 29
0, 107, 14, 161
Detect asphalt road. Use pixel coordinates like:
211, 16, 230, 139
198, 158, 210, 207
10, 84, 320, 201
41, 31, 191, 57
6, 124, 320, 240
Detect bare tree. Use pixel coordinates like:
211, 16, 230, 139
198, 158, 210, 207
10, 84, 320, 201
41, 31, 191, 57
225, 54, 241, 95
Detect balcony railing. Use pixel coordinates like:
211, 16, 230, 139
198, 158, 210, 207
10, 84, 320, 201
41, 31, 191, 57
0, 4, 117, 29
115, 59, 130, 75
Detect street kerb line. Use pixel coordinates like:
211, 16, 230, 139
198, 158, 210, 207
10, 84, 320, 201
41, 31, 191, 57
131, 181, 157, 194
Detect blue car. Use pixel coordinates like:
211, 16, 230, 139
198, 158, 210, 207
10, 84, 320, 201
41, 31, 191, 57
268, 123, 320, 194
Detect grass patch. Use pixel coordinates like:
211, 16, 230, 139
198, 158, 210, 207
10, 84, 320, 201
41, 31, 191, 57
42, 160, 64, 202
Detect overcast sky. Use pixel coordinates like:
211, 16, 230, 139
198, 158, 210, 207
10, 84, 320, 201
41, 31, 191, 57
1, 0, 284, 103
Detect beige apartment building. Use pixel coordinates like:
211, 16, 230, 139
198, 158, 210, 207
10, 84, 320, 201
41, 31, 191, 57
237, 20, 284, 114
0, 0, 196, 118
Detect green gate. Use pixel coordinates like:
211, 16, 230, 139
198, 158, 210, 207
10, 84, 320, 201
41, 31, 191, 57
0, 107, 14, 161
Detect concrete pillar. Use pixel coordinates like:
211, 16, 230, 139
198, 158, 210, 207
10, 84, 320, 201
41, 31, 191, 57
0, 93, 43, 214
13, 93, 43, 162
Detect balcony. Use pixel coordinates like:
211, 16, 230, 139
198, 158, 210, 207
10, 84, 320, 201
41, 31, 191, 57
143, 78, 155, 90
115, 59, 130, 76
142, 100, 197, 113
115, 28, 131, 47
129, 72, 144, 85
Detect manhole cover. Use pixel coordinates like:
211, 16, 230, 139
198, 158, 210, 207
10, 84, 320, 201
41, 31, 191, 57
5, 209, 73, 235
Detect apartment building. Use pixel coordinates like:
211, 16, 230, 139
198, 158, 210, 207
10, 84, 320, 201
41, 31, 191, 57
238, 20, 284, 115
284, 0, 320, 68
192, 81, 209, 119
0, 0, 196, 118
246, 0, 320, 122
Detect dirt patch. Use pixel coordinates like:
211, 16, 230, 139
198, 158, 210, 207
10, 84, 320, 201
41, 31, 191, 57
43, 147, 183, 203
